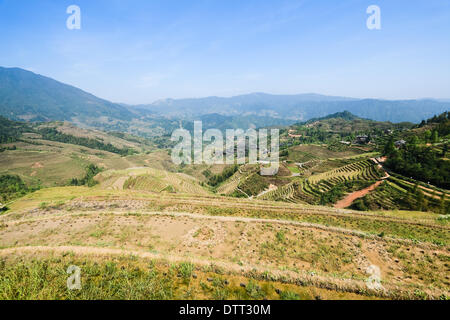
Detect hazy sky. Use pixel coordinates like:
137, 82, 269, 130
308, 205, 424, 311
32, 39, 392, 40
1, 0, 449, 103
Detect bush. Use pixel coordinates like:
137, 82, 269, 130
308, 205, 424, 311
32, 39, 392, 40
69, 164, 102, 187
350, 199, 368, 211
208, 165, 239, 187
0, 174, 36, 202
280, 290, 301, 300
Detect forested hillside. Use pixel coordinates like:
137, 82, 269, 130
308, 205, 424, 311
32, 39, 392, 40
383, 112, 450, 188
0, 116, 30, 143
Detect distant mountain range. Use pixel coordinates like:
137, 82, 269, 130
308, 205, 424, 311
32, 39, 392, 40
136, 93, 450, 123
0, 67, 449, 129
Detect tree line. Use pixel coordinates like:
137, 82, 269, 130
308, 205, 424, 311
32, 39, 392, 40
206, 165, 239, 187
384, 138, 450, 189
0, 116, 30, 143
39, 128, 136, 156
0, 174, 38, 203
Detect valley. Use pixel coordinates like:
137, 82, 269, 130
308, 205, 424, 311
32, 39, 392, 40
1, 0, 449, 307
1, 109, 449, 300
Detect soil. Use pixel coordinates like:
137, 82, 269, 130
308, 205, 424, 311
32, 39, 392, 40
334, 181, 383, 209
31, 162, 44, 169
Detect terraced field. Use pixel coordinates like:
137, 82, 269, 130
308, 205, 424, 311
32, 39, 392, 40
1, 128, 449, 300
307, 160, 381, 184
287, 145, 367, 163
96, 167, 210, 195
1, 187, 448, 300
216, 165, 259, 196
352, 175, 450, 213
216, 171, 245, 195
293, 160, 322, 177
259, 159, 383, 205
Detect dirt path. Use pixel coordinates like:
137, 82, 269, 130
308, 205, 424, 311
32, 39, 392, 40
111, 176, 128, 190
333, 160, 392, 209
334, 181, 383, 209
3, 194, 445, 229
2, 209, 443, 248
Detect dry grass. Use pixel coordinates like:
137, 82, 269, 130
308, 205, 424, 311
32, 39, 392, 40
1, 188, 448, 299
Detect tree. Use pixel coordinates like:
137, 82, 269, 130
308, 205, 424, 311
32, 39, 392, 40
442, 144, 448, 157
431, 130, 439, 144
408, 136, 419, 146
383, 137, 396, 156
424, 130, 432, 142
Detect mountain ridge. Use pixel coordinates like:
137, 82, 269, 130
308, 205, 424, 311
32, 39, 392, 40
131, 93, 450, 123
1, 67, 449, 125
0, 67, 133, 122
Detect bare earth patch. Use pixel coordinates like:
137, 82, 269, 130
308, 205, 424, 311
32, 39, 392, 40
334, 181, 384, 209
31, 162, 44, 169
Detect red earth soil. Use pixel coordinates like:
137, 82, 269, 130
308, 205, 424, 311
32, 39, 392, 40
334, 181, 384, 209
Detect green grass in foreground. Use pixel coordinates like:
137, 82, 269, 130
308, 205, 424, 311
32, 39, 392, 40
0, 254, 376, 300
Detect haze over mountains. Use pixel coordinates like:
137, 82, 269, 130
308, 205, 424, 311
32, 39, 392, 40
139, 94, 450, 123
1, 67, 449, 129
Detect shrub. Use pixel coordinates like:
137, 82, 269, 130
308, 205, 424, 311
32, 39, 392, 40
280, 290, 301, 300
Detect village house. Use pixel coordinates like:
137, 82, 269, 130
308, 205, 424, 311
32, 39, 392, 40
395, 140, 407, 148
355, 135, 369, 144
288, 130, 302, 138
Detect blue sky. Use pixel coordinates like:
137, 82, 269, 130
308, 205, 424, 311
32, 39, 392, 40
1, 0, 449, 103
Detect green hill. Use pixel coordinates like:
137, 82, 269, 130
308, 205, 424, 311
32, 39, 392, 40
0, 67, 133, 122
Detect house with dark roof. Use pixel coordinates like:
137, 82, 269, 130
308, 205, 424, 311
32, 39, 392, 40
355, 135, 369, 144
395, 140, 407, 148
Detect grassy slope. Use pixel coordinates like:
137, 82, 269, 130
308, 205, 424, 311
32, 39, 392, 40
0, 187, 448, 300
0, 122, 171, 188
0, 251, 378, 300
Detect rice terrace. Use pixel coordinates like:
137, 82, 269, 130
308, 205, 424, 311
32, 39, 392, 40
1, 110, 449, 301
0, 0, 449, 306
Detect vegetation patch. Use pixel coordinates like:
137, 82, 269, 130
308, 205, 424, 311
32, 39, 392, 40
0, 174, 38, 203
69, 164, 102, 187
39, 127, 136, 156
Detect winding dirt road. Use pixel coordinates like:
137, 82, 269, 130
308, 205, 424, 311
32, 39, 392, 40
334, 160, 391, 209
334, 181, 384, 209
